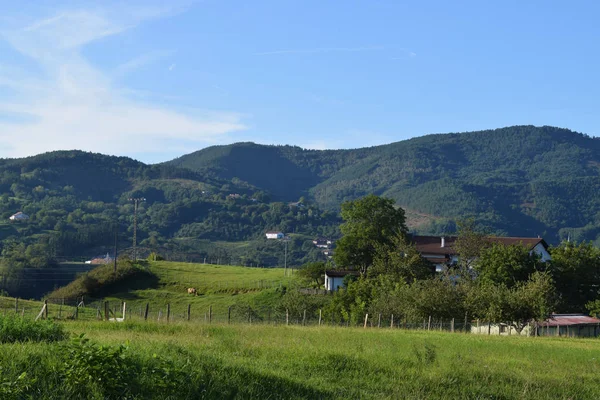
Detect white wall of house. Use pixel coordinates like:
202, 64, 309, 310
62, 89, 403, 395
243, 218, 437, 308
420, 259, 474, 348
324, 275, 345, 291
532, 243, 551, 262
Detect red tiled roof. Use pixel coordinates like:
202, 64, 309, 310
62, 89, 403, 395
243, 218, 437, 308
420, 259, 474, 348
411, 235, 547, 256
543, 314, 600, 326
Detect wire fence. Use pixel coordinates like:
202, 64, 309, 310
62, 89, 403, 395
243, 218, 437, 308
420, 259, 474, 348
0, 295, 474, 333
2, 295, 589, 338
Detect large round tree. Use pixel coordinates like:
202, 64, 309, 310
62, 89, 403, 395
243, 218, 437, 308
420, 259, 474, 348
333, 194, 407, 274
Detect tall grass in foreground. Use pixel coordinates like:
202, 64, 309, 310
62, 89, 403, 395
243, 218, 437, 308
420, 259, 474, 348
2, 320, 600, 399
0, 315, 66, 343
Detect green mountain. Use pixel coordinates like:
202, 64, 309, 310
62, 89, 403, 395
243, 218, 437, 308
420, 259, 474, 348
168, 125, 600, 243
0, 150, 341, 297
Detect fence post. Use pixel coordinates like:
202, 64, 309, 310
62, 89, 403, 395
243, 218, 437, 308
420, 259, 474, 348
104, 301, 109, 321
488, 322, 491, 335
14, 298, 18, 314
302, 309, 306, 326
187, 304, 191, 321
75, 304, 79, 320
427, 316, 431, 331
464, 312, 468, 333
144, 303, 149, 321
167, 303, 171, 322
477, 319, 480, 334
228, 306, 231, 324
122, 302, 127, 320
209, 305, 212, 324
378, 313, 381, 328
440, 319, 443, 332
318, 309, 322, 326
286, 309, 289, 325
451, 318, 455, 333
363, 313, 369, 329
390, 314, 394, 328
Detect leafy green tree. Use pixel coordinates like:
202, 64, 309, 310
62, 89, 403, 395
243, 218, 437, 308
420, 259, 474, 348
550, 241, 600, 312
474, 243, 543, 287
333, 195, 407, 274
467, 271, 556, 334
371, 234, 434, 283
297, 261, 327, 287
453, 219, 490, 275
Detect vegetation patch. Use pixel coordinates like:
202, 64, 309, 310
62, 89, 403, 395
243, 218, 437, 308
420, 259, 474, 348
47, 262, 159, 300
0, 315, 66, 343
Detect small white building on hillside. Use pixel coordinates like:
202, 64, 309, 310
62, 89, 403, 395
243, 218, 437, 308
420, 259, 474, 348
265, 231, 284, 240
9, 212, 29, 221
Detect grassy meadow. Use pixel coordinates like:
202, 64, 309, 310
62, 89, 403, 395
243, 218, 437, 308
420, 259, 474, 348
1, 261, 600, 398
1, 320, 600, 399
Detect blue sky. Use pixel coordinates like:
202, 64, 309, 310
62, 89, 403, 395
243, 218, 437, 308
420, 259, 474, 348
1, 0, 599, 163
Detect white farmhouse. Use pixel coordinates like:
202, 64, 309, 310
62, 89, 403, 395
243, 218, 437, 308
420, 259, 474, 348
9, 212, 29, 221
412, 235, 552, 273
265, 231, 284, 240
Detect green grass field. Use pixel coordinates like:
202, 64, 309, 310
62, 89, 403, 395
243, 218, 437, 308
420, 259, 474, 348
2, 262, 600, 398
1, 320, 600, 399
15, 261, 295, 322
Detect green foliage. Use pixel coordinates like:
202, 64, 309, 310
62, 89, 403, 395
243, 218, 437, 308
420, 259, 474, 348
61, 334, 135, 399
277, 290, 328, 321
47, 262, 158, 300
0, 369, 35, 400
550, 241, 600, 312
474, 243, 543, 287
371, 234, 434, 283
0, 314, 66, 343
467, 272, 556, 333
334, 194, 407, 272
296, 261, 327, 287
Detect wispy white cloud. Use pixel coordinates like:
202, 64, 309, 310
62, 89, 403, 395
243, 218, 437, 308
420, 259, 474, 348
254, 46, 384, 56
114, 50, 174, 78
168, 63, 176, 71
0, 2, 246, 160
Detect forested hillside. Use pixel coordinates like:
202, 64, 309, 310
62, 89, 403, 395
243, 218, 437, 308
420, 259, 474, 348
3, 125, 600, 298
0, 151, 340, 297
169, 125, 600, 244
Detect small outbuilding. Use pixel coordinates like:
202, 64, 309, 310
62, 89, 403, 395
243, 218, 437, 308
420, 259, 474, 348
536, 314, 600, 337
324, 270, 360, 291
471, 314, 600, 337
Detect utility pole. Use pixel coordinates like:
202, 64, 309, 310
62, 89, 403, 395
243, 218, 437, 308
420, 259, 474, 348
280, 236, 290, 277
128, 198, 145, 262
113, 224, 118, 276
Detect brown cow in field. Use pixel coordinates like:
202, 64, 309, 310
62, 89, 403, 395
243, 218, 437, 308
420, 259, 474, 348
187, 287, 197, 296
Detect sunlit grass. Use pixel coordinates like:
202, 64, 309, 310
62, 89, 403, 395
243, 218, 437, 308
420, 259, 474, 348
1, 320, 599, 399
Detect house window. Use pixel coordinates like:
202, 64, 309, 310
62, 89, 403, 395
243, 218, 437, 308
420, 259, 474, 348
499, 325, 506, 333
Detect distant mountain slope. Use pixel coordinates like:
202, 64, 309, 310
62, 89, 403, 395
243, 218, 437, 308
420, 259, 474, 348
167, 126, 600, 242
0, 150, 339, 292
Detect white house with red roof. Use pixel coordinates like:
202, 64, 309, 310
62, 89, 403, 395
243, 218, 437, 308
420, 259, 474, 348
412, 235, 551, 273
